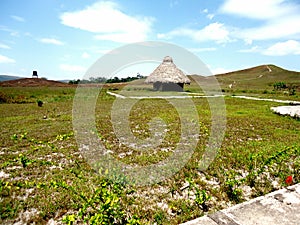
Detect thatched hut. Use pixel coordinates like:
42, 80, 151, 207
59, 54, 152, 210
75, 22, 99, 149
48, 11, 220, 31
145, 56, 190, 92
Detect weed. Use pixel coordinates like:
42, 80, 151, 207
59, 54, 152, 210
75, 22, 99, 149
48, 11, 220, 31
0, 180, 20, 220
19, 154, 34, 167
186, 178, 211, 211
153, 210, 167, 225
62, 214, 76, 225
11, 132, 27, 142
11, 133, 18, 141
194, 189, 211, 211
55, 132, 73, 141
57, 179, 140, 224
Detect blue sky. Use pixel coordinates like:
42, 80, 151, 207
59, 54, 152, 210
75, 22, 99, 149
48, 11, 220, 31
1, 0, 300, 80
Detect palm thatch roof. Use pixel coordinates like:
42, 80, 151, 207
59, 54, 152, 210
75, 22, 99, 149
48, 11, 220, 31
145, 56, 191, 84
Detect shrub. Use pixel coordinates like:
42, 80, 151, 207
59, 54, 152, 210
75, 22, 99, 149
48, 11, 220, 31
273, 82, 287, 90
0, 92, 12, 103
289, 87, 296, 96
37, 100, 43, 107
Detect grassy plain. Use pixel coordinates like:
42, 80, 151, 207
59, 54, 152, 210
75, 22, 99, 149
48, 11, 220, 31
0, 81, 299, 224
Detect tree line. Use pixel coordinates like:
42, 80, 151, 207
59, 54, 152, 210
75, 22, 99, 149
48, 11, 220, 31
69, 74, 144, 84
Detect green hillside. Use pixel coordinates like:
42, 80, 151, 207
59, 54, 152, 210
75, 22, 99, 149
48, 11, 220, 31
214, 64, 300, 91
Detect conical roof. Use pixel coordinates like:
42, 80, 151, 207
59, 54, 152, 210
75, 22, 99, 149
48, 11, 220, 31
145, 56, 190, 84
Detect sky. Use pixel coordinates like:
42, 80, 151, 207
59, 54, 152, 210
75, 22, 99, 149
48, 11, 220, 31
1, 0, 300, 80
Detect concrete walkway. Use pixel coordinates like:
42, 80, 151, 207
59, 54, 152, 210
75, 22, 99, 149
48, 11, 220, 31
271, 105, 300, 118
106, 91, 224, 99
233, 95, 300, 105
181, 183, 300, 225
231, 95, 300, 118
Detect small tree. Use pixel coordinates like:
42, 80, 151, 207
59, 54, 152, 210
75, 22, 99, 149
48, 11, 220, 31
69, 79, 81, 84
273, 82, 287, 90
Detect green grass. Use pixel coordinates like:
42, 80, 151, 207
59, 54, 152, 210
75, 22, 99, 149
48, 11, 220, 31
0, 86, 299, 224
0, 86, 75, 103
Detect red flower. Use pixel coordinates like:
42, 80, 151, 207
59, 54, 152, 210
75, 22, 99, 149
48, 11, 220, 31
285, 176, 293, 185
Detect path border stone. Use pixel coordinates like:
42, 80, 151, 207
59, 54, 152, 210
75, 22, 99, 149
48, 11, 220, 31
181, 183, 300, 225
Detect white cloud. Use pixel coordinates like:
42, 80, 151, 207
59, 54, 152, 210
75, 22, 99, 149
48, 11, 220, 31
244, 39, 253, 45
156, 33, 167, 39
10, 31, 19, 37
11, 15, 25, 22
263, 40, 300, 56
81, 52, 90, 59
0, 43, 10, 49
202, 8, 215, 20
94, 32, 147, 43
220, 0, 295, 20
199, 23, 230, 43
60, 64, 86, 73
0, 26, 19, 37
94, 48, 113, 55
238, 46, 260, 53
158, 22, 232, 44
236, 16, 300, 41
0, 54, 15, 63
39, 38, 64, 45
188, 47, 217, 52
60, 1, 154, 43
207, 14, 215, 20
24, 32, 32, 37
238, 40, 300, 56
220, 0, 300, 41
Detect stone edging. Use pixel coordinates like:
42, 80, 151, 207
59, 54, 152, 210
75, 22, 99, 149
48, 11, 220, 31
181, 183, 300, 225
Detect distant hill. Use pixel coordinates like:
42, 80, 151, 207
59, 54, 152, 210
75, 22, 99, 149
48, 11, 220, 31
189, 65, 300, 91
214, 64, 300, 90
0, 75, 71, 83
0, 75, 22, 82
0, 78, 72, 87
58, 80, 71, 83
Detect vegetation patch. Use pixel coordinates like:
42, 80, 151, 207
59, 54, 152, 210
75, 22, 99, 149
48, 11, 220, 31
0, 82, 299, 224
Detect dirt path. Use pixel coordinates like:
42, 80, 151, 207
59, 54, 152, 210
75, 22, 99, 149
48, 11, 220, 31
266, 65, 272, 72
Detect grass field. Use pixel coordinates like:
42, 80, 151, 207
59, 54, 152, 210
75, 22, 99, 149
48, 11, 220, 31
0, 82, 299, 224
